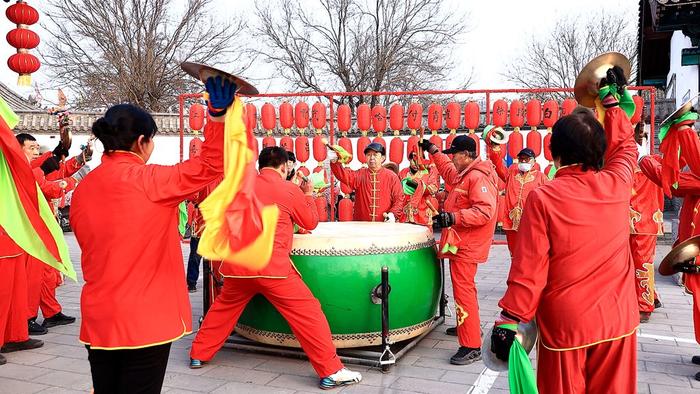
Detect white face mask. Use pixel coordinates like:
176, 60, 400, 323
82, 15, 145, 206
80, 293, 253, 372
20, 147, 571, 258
518, 162, 533, 172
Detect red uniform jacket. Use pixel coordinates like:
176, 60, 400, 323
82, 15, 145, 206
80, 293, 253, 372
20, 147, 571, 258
432, 154, 498, 262
498, 107, 638, 350
488, 150, 547, 231
400, 166, 439, 226
630, 160, 664, 236
220, 168, 319, 278
32, 167, 76, 200
330, 163, 404, 222
70, 121, 224, 349
33, 152, 83, 180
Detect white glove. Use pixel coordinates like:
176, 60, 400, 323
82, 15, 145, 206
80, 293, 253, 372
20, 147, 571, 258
384, 212, 396, 223
72, 165, 91, 182
327, 150, 338, 162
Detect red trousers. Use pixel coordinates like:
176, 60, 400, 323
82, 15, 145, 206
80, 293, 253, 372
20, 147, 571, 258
190, 272, 343, 377
536, 334, 637, 394
449, 259, 481, 348
27, 256, 62, 320
629, 235, 656, 313
687, 273, 700, 344
504, 230, 518, 258
0, 254, 30, 346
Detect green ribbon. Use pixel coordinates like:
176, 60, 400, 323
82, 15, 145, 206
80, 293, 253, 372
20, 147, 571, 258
308, 171, 329, 191
401, 170, 427, 195
547, 165, 557, 180
658, 111, 699, 143
440, 243, 458, 255
598, 85, 635, 118
178, 201, 188, 237
0, 96, 19, 129
498, 323, 538, 394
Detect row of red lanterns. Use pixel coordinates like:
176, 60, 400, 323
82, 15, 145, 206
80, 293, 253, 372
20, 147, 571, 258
6, 1, 41, 86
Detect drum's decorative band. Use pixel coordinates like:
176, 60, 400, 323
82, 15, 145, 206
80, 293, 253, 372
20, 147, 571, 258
290, 239, 436, 257
235, 318, 438, 348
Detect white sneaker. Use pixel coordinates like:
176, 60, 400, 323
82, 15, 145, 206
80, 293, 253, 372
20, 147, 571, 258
319, 367, 362, 389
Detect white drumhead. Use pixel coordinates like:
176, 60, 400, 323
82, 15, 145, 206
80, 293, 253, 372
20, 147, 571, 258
291, 222, 435, 256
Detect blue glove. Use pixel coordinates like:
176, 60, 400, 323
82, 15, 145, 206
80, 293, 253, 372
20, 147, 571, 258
205, 76, 237, 116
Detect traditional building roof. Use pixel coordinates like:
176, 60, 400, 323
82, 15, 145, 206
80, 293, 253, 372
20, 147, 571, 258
0, 81, 41, 111
12, 111, 184, 135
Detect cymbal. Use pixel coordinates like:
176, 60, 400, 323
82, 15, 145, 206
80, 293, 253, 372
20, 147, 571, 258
659, 235, 700, 276
481, 320, 538, 372
482, 125, 509, 145
180, 62, 259, 95
660, 93, 699, 127
574, 52, 631, 108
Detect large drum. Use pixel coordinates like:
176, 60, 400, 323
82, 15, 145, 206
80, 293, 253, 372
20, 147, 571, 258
232, 222, 441, 348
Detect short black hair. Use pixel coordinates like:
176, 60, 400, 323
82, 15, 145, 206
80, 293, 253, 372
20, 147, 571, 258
16, 133, 36, 146
286, 151, 296, 162
550, 111, 606, 172
259, 146, 289, 170
92, 104, 158, 152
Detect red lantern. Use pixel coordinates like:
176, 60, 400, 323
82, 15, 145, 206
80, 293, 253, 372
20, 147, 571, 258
338, 136, 353, 161
526, 99, 541, 129
508, 131, 523, 159
389, 104, 404, 132
406, 135, 419, 160
446, 133, 457, 149
7, 53, 40, 84
188, 104, 205, 132
295, 135, 310, 163
262, 135, 276, 148
6, 3, 39, 25
389, 136, 404, 164
430, 134, 443, 151
373, 135, 386, 149
251, 137, 259, 161
337, 104, 351, 134
464, 102, 480, 131
261, 103, 276, 131
312, 102, 326, 131
297, 166, 310, 177
6, 28, 39, 49
509, 100, 525, 128
543, 133, 552, 161
372, 105, 387, 134
357, 135, 371, 164
544, 163, 554, 178
542, 100, 559, 129
407, 103, 422, 132
631, 95, 644, 125
428, 103, 443, 131
245, 103, 257, 131
357, 104, 371, 132
313, 135, 327, 162
280, 135, 294, 152
338, 198, 354, 222
561, 98, 577, 116
295, 102, 310, 130
527, 130, 542, 156
492, 100, 508, 127
279, 102, 294, 131
189, 137, 203, 158
445, 102, 461, 131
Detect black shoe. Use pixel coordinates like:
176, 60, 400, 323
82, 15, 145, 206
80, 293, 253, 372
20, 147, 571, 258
445, 327, 457, 336
188, 285, 197, 293
28, 319, 48, 335
696, 371, 700, 381
41, 312, 76, 328
450, 347, 481, 365
654, 298, 663, 309
0, 354, 5, 365
692, 356, 700, 365
639, 312, 651, 324
0, 339, 44, 353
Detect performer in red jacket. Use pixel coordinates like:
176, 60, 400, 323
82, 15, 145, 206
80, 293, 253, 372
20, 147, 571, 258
330, 143, 404, 222
400, 150, 440, 226
70, 76, 230, 393
487, 146, 546, 257
419, 135, 498, 365
492, 71, 638, 393
630, 123, 664, 323
189, 147, 362, 390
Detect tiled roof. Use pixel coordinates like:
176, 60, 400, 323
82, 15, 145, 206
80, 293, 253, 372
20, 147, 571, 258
14, 111, 186, 135
0, 82, 41, 111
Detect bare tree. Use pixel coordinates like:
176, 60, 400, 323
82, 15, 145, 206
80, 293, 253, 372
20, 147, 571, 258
41, 0, 248, 112
252, 0, 469, 107
502, 11, 638, 100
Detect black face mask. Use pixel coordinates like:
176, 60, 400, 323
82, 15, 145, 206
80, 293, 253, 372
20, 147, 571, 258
286, 168, 295, 181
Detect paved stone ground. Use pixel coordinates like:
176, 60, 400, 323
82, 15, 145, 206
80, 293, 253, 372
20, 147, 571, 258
1, 234, 699, 393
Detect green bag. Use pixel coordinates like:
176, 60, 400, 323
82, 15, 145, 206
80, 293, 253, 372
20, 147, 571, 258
499, 324, 538, 394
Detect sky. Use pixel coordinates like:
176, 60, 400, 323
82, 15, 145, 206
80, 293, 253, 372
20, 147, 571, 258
0, 0, 639, 105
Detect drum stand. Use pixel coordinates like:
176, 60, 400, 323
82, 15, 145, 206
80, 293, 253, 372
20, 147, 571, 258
201, 260, 447, 372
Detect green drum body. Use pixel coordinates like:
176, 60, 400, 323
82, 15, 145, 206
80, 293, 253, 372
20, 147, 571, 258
235, 222, 441, 348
